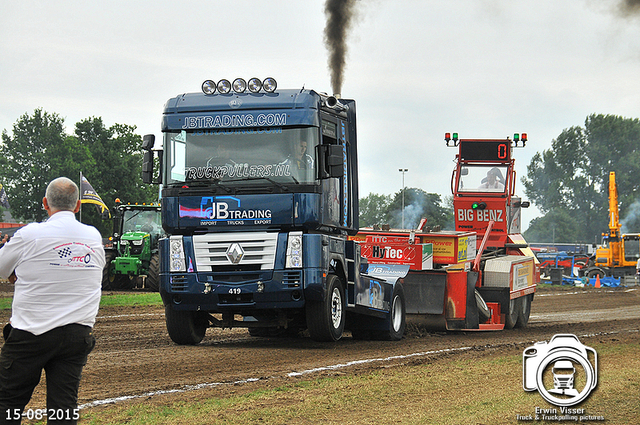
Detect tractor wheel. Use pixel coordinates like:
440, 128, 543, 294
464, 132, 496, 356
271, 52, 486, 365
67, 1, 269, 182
504, 298, 519, 329
146, 253, 160, 291
165, 306, 208, 345
306, 274, 345, 342
515, 294, 532, 328
101, 252, 116, 290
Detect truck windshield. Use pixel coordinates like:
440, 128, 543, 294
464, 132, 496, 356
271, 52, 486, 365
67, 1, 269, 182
123, 210, 163, 238
164, 127, 319, 185
458, 165, 508, 193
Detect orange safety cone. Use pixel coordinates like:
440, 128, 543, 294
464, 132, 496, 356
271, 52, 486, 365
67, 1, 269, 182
595, 274, 601, 288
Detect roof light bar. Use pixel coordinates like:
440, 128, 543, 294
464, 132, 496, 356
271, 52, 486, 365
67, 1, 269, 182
248, 77, 262, 93
232, 78, 247, 93
201, 77, 278, 94
217, 79, 231, 94
202, 80, 216, 95
263, 77, 277, 93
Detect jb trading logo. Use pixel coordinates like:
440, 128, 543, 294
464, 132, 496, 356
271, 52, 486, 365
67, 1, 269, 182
517, 334, 604, 422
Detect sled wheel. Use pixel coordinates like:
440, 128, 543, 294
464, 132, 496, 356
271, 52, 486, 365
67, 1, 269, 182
504, 298, 519, 329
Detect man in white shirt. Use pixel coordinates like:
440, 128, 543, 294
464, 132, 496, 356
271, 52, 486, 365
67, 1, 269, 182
0, 177, 105, 424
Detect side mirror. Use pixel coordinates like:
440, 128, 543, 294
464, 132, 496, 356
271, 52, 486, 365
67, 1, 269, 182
142, 151, 154, 184
142, 134, 155, 150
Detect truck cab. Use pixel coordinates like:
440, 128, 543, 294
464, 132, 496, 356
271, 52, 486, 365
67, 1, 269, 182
142, 79, 404, 344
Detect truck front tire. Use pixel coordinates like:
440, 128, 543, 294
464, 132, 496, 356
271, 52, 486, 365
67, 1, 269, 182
165, 306, 208, 345
306, 274, 345, 342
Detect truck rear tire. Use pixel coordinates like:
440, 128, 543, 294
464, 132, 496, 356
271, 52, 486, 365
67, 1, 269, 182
146, 253, 160, 291
165, 306, 208, 345
375, 282, 406, 341
306, 274, 345, 342
504, 298, 519, 329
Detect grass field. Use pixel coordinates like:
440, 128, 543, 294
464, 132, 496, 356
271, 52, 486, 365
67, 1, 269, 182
78, 339, 639, 425
0, 291, 162, 311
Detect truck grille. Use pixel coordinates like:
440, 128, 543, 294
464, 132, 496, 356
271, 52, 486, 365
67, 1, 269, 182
193, 232, 278, 272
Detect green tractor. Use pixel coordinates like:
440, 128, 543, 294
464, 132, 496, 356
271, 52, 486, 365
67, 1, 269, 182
103, 201, 163, 291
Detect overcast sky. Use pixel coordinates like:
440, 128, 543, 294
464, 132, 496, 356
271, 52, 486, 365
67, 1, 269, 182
2, 0, 640, 229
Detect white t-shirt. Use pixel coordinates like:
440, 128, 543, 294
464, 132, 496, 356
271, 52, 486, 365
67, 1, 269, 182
0, 211, 105, 335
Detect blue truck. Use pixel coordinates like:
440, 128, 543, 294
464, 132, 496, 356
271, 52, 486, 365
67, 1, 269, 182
142, 78, 405, 344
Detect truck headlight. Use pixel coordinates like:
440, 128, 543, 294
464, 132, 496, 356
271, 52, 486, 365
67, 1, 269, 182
132, 239, 144, 246
285, 231, 303, 268
170, 236, 186, 272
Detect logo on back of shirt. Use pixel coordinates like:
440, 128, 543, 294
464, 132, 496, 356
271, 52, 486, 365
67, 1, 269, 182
53, 242, 99, 268
57, 246, 73, 258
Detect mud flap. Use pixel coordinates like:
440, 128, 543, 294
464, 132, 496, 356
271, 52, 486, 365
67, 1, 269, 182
464, 271, 480, 329
402, 271, 446, 315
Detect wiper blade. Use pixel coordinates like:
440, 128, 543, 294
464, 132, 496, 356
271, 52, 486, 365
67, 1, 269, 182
125, 211, 142, 222
233, 176, 294, 191
182, 179, 232, 193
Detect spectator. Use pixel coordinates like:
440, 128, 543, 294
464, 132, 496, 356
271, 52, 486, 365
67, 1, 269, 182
0, 177, 106, 424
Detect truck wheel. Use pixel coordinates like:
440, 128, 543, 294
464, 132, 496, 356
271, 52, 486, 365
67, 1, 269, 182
306, 274, 345, 342
165, 306, 208, 345
146, 253, 160, 291
475, 290, 491, 323
376, 283, 406, 341
504, 298, 519, 329
515, 294, 532, 328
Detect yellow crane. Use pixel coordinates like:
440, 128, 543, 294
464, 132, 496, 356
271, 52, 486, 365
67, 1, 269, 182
582, 172, 640, 278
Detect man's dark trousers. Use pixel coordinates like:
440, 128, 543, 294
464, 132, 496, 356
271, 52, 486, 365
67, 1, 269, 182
0, 323, 95, 424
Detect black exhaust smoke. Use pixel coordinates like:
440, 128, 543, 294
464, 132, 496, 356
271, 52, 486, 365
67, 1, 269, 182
618, 0, 640, 14
324, 0, 357, 96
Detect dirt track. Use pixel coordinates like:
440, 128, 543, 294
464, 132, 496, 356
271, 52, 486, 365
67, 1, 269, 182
2, 285, 639, 414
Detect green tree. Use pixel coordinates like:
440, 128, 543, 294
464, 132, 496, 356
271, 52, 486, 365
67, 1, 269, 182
523, 208, 581, 243
359, 193, 392, 227
74, 118, 157, 233
523, 114, 640, 243
0, 110, 157, 235
0, 109, 69, 222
